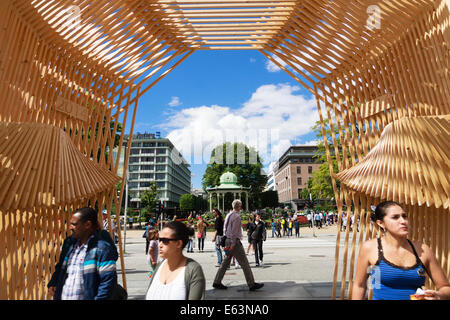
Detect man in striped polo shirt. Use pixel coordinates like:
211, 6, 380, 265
48, 207, 118, 300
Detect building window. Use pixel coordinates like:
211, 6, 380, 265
129, 173, 139, 180
156, 148, 166, 154
143, 142, 155, 147
298, 189, 303, 199
297, 177, 302, 185
141, 173, 154, 179
129, 182, 138, 189
297, 166, 301, 174
156, 165, 166, 171
308, 166, 313, 174
156, 173, 165, 180
140, 165, 154, 171
156, 157, 165, 163
140, 182, 150, 188
157, 182, 165, 188
129, 165, 139, 172
129, 157, 139, 163
130, 149, 140, 155
141, 148, 154, 154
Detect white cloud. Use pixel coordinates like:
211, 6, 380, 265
162, 84, 319, 166
168, 96, 182, 107
301, 139, 321, 146
265, 54, 287, 72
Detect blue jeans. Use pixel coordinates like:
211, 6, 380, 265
215, 236, 223, 264
271, 227, 276, 237
187, 239, 193, 252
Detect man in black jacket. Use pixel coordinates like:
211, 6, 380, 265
251, 213, 266, 267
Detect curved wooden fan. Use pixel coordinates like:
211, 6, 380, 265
0, 122, 121, 211
336, 115, 450, 209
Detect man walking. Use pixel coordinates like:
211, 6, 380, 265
213, 200, 264, 291
251, 213, 266, 267
48, 207, 118, 300
294, 217, 300, 238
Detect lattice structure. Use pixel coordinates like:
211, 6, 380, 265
0, 0, 448, 299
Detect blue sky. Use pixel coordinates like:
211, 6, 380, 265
126, 50, 320, 189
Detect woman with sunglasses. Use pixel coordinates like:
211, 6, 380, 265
352, 201, 450, 300
145, 221, 206, 300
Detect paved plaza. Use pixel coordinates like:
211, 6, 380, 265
118, 225, 350, 300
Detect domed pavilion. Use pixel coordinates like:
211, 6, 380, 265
206, 171, 250, 212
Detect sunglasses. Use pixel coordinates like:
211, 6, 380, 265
158, 237, 179, 245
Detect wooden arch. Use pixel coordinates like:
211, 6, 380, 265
0, 0, 448, 299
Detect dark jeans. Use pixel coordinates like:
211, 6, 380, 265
252, 239, 263, 264
198, 238, 204, 251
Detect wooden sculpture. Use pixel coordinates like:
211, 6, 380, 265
0, 122, 121, 211
336, 115, 450, 210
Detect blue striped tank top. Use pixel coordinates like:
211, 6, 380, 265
370, 238, 427, 300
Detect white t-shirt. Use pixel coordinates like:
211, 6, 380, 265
145, 259, 186, 300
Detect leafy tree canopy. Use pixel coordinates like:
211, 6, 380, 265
202, 142, 267, 210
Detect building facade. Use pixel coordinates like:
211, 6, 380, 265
123, 133, 191, 210
274, 145, 320, 210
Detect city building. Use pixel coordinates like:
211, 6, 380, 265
191, 187, 207, 199
122, 133, 191, 210
274, 145, 321, 210
264, 164, 277, 192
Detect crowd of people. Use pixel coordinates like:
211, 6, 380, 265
46, 201, 450, 301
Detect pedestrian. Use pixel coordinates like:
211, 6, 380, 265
352, 201, 450, 300
294, 217, 300, 238
288, 218, 293, 237
281, 217, 286, 236
143, 222, 152, 254
271, 219, 276, 238
146, 221, 206, 300
102, 210, 117, 243
307, 212, 312, 228
186, 223, 195, 253
212, 199, 264, 291
342, 213, 348, 232
196, 216, 207, 252
246, 215, 255, 255
276, 219, 282, 237
251, 213, 266, 267
47, 207, 118, 300
146, 229, 159, 271
212, 208, 224, 267
314, 212, 322, 229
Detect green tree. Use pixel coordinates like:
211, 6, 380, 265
139, 181, 159, 219
260, 190, 279, 208
202, 142, 267, 210
179, 194, 195, 211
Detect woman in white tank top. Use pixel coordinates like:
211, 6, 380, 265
145, 221, 205, 300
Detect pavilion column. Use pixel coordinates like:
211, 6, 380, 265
209, 193, 212, 212
246, 192, 249, 211
222, 193, 225, 212
217, 193, 220, 212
